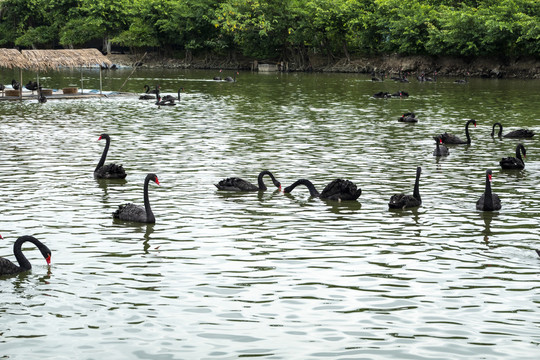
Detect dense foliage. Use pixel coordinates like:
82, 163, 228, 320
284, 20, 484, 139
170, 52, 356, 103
1, 0, 538, 64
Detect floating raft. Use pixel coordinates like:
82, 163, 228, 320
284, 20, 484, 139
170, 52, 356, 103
0, 88, 135, 101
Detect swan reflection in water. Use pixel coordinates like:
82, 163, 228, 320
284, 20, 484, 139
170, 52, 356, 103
481, 211, 497, 247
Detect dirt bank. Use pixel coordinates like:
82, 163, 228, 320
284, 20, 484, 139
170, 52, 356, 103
107, 53, 540, 79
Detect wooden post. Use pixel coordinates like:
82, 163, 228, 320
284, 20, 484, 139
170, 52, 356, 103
19, 68, 23, 100
80, 67, 84, 94
99, 66, 103, 95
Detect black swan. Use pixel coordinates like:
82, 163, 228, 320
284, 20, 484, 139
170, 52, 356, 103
224, 72, 239, 82
11, 79, 20, 90
392, 91, 409, 97
476, 169, 501, 211
388, 167, 422, 209
373, 91, 391, 99
215, 170, 281, 191
161, 88, 184, 102
398, 112, 417, 122
155, 94, 176, 106
0, 83, 5, 94
439, 119, 476, 144
139, 85, 159, 100
37, 86, 47, 103
113, 173, 160, 223
500, 143, 526, 170
213, 69, 223, 80
0, 235, 51, 276
491, 122, 534, 138
454, 72, 469, 84
284, 178, 362, 201
25, 80, 38, 94
433, 136, 449, 156
94, 133, 127, 179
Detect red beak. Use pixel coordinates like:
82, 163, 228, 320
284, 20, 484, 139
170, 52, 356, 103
488, 174, 492, 182
46, 254, 51, 265
155, 178, 160, 185
98, 135, 103, 141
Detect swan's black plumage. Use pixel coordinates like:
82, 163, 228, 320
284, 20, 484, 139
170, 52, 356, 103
215, 170, 281, 191
155, 94, 176, 106
113, 173, 160, 223
139, 85, 160, 100
0, 235, 51, 276
94, 133, 127, 179
491, 122, 534, 138
500, 143, 526, 170
476, 169, 501, 211
373, 91, 391, 99
25, 80, 38, 93
37, 86, 47, 103
284, 178, 362, 201
398, 112, 417, 122
439, 119, 476, 144
161, 88, 184, 102
388, 167, 422, 209
11, 79, 20, 90
433, 135, 449, 156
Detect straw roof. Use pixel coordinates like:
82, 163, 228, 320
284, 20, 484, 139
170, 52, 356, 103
0, 48, 112, 71
0, 48, 33, 69
22, 49, 113, 70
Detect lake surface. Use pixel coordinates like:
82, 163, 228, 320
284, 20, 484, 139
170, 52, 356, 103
1, 68, 539, 359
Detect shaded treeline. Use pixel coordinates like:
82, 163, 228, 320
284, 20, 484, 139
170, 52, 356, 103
0, 0, 538, 69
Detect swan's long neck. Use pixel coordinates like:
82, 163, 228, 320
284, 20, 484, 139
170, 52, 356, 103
13, 236, 46, 270
285, 179, 320, 197
516, 144, 525, 162
95, 136, 110, 172
143, 175, 155, 223
491, 123, 502, 137
413, 167, 421, 201
257, 170, 277, 190
465, 120, 475, 144
484, 172, 494, 210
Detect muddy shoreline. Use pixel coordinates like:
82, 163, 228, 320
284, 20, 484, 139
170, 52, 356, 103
107, 53, 540, 79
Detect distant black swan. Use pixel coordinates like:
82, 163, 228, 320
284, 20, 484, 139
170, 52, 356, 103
155, 94, 176, 106
500, 143, 526, 170
37, 86, 47, 103
433, 136, 449, 156
94, 133, 127, 179
398, 112, 417, 122
439, 119, 476, 144
25, 80, 38, 93
476, 169, 501, 211
113, 173, 160, 223
161, 88, 184, 102
491, 122, 534, 138
139, 85, 159, 100
215, 170, 281, 191
0, 235, 52, 276
388, 167, 422, 209
11, 79, 20, 90
284, 178, 362, 201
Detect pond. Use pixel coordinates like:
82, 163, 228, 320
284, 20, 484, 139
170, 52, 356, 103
1, 68, 539, 359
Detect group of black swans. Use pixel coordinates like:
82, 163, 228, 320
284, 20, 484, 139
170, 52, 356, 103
1, 91, 537, 276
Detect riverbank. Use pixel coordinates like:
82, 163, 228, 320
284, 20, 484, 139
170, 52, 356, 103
107, 53, 540, 79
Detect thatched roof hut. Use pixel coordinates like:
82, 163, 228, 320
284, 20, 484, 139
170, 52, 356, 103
0, 48, 33, 69
21, 49, 112, 70
1, 48, 113, 98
